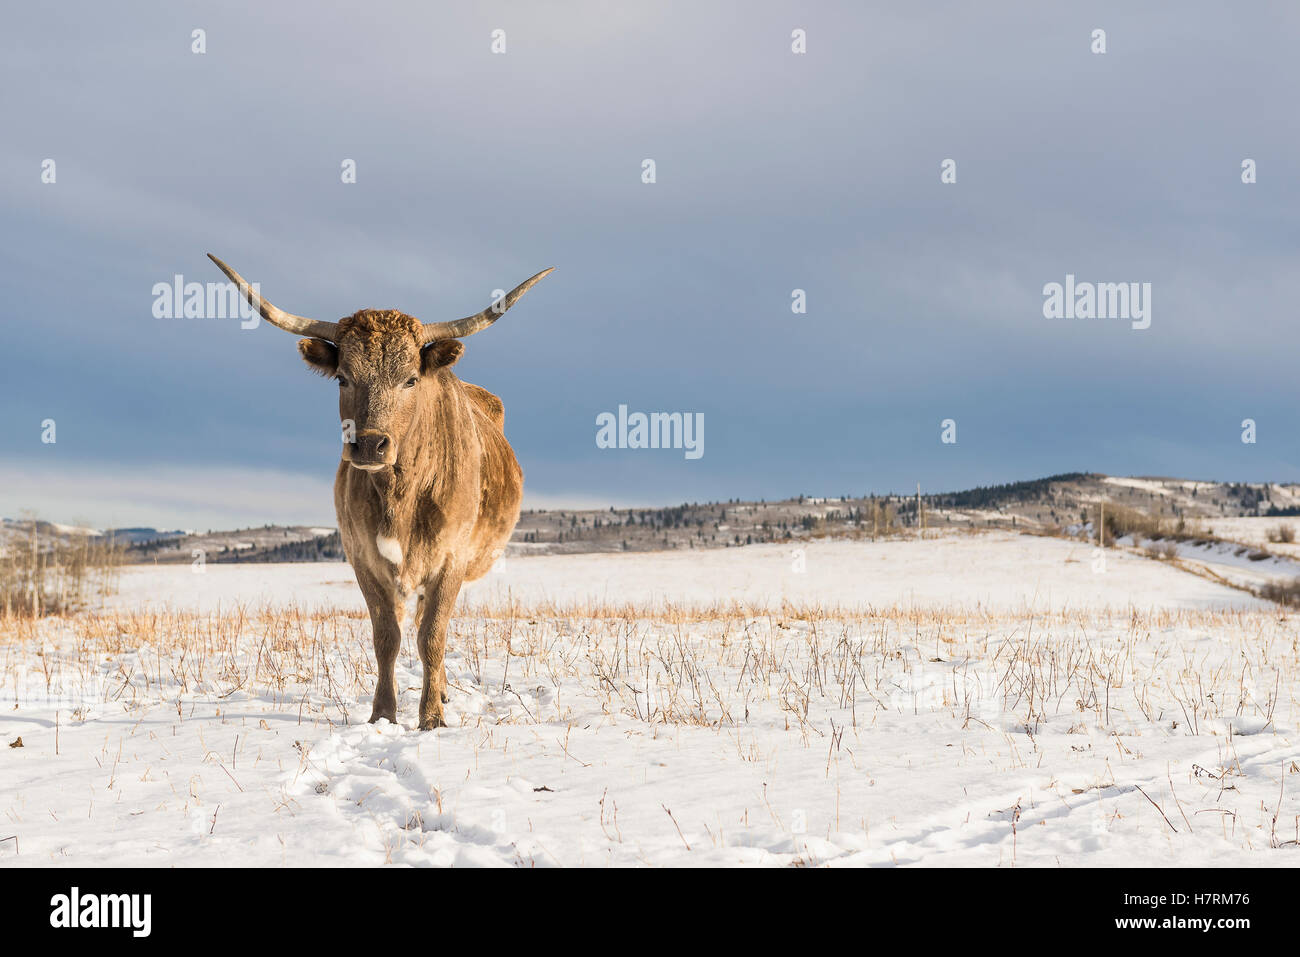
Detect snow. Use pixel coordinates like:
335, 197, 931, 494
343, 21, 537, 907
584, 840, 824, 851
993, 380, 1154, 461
3, 532, 1297, 867
48, 522, 102, 537
1141, 537, 1300, 593
1100, 475, 1220, 497
1101, 476, 1182, 495
107, 532, 1262, 617
1199, 517, 1300, 559
105, 562, 363, 614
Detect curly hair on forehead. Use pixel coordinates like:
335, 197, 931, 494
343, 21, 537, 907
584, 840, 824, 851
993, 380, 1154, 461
336, 309, 424, 349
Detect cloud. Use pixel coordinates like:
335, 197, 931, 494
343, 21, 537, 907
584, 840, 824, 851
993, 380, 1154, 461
0, 457, 651, 530
0, 460, 338, 531
4, 1, 1299, 527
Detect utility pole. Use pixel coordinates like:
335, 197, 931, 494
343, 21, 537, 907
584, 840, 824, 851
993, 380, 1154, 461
916, 483, 922, 541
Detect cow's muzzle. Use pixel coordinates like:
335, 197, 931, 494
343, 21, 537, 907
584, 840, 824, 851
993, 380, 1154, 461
345, 430, 396, 470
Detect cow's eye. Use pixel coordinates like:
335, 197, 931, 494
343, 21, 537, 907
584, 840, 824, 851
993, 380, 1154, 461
404, 376, 419, 389
336, 376, 349, 388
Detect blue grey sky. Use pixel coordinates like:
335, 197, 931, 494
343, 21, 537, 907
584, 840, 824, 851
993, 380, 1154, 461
3, 2, 1298, 529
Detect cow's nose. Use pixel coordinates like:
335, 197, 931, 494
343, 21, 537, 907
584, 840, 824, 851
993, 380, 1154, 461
348, 431, 395, 467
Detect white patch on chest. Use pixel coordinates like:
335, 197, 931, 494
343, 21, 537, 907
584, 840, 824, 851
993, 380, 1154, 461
375, 534, 403, 566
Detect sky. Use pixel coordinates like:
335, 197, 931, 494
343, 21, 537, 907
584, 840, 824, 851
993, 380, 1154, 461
2, 1, 1298, 530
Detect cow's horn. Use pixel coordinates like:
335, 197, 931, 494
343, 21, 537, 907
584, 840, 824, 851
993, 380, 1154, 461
420, 267, 554, 342
207, 254, 340, 341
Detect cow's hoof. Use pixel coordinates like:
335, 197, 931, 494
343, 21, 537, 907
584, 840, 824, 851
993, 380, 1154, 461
418, 714, 447, 731
368, 707, 397, 724
441, 691, 449, 704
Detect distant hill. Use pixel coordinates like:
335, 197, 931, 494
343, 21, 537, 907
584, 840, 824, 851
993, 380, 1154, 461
104, 527, 190, 545
124, 525, 343, 564
6, 473, 1299, 561
511, 473, 1300, 554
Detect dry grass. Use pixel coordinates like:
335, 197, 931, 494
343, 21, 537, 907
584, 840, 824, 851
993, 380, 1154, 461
5, 597, 1296, 863
2, 599, 1293, 738
0, 521, 124, 618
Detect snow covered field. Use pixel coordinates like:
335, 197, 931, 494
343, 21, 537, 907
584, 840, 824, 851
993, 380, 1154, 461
1129, 535, 1300, 596
107, 531, 1266, 615
2, 533, 1297, 867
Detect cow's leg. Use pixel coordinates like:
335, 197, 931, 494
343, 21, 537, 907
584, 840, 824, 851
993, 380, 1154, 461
416, 562, 465, 730
412, 589, 446, 702
357, 571, 402, 725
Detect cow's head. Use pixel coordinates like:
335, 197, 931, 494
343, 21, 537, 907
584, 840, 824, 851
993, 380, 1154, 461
209, 255, 552, 470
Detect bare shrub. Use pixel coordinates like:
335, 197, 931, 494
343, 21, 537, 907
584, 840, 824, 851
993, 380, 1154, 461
1143, 540, 1179, 561
0, 520, 124, 618
1267, 524, 1295, 544
1259, 578, 1300, 607
1103, 505, 1203, 545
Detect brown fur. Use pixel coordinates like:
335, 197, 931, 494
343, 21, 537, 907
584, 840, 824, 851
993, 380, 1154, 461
300, 308, 523, 729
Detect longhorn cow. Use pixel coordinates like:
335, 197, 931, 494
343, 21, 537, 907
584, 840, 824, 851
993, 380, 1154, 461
210, 254, 551, 729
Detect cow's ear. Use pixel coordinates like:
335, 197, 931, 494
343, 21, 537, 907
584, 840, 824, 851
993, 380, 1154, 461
422, 339, 463, 372
298, 338, 339, 376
